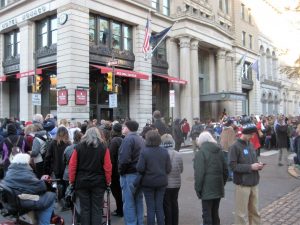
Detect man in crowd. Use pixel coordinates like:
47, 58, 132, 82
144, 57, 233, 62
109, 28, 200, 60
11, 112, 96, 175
190, 117, 204, 155
229, 117, 265, 225
118, 120, 145, 225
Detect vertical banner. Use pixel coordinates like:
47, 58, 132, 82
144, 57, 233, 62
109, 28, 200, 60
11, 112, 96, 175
58, 89, 68, 105
169, 90, 175, 108
75, 89, 87, 105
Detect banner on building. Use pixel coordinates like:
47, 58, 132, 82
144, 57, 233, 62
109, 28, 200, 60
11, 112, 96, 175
58, 89, 68, 106
75, 89, 87, 105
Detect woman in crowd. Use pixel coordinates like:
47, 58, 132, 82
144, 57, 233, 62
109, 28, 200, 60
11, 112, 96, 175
44, 126, 71, 209
69, 127, 112, 225
109, 123, 124, 217
172, 118, 183, 151
194, 131, 228, 225
161, 134, 183, 225
136, 130, 172, 225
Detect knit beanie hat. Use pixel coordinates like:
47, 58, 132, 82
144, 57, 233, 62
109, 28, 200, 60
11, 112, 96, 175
241, 116, 257, 134
160, 134, 175, 149
125, 120, 139, 132
7, 123, 17, 135
112, 123, 122, 133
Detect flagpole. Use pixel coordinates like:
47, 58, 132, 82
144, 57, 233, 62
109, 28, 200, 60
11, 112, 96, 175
151, 21, 177, 54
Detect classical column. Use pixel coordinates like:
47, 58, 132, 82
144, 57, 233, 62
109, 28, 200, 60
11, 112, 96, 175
57, 4, 90, 121
179, 36, 192, 124
208, 50, 217, 120
216, 49, 227, 92
190, 39, 200, 119
130, 24, 152, 128
166, 37, 180, 118
225, 52, 235, 116
19, 21, 34, 121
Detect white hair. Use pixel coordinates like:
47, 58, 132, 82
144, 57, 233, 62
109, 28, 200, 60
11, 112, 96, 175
11, 153, 30, 164
81, 127, 102, 148
33, 114, 43, 123
197, 131, 217, 148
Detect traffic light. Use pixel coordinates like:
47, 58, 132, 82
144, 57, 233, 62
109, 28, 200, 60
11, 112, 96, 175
104, 72, 113, 92
35, 75, 43, 92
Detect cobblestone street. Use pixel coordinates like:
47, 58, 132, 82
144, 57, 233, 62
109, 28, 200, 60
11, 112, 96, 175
261, 186, 300, 225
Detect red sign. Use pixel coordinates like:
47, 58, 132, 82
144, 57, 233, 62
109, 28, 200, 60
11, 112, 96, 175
16, 68, 42, 79
58, 89, 68, 105
0, 76, 7, 82
75, 89, 87, 105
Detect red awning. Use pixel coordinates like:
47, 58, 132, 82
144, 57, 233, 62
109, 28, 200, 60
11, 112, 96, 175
153, 74, 187, 85
91, 64, 149, 80
0, 76, 7, 82
16, 68, 42, 79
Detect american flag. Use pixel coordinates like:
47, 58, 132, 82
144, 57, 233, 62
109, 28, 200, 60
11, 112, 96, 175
142, 17, 151, 53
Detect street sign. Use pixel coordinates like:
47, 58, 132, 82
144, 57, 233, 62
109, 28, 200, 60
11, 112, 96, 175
170, 90, 175, 108
107, 60, 119, 67
32, 93, 41, 106
109, 93, 118, 108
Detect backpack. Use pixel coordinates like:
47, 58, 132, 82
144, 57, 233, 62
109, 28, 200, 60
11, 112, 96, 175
35, 133, 52, 158
7, 136, 22, 162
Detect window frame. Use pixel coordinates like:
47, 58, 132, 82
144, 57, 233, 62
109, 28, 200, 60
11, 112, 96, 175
242, 31, 246, 47
163, 0, 170, 16
36, 15, 57, 49
89, 14, 133, 52
248, 8, 252, 24
152, 38, 167, 62
152, 0, 159, 11
4, 30, 20, 58
249, 34, 252, 49
241, 3, 245, 20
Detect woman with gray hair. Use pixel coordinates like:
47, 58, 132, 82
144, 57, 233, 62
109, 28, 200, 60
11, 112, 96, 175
69, 127, 112, 225
161, 134, 183, 225
194, 131, 228, 225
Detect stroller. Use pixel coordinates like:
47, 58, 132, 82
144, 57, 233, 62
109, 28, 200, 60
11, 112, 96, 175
67, 186, 111, 225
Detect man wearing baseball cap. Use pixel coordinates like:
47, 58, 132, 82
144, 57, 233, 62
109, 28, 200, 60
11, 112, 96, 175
229, 117, 265, 225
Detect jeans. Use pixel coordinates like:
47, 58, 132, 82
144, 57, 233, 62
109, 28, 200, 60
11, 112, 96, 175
36, 201, 55, 225
143, 186, 166, 225
163, 188, 179, 225
201, 198, 221, 225
120, 173, 144, 225
76, 187, 105, 225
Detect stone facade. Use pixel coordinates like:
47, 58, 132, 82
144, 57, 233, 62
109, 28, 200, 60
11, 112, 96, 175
0, 0, 299, 126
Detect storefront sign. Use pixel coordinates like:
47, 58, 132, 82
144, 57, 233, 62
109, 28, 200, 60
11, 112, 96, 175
32, 93, 41, 106
16, 68, 42, 79
58, 89, 68, 106
0, 3, 50, 31
75, 89, 87, 105
109, 94, 118, 108
0, 76, 7, 82
169, 90, 175, 108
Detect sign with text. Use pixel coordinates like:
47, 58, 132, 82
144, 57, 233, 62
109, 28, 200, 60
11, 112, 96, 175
107, 60, 119, 67
58, 89, 68, 105
16, 68, 42, 79
169, 90, 175, 108
32, 93, 41, 106
109, 93, 118, 108
75, 89, 87, 105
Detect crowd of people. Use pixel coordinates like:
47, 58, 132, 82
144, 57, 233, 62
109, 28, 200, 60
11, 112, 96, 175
0, 111, 299, 225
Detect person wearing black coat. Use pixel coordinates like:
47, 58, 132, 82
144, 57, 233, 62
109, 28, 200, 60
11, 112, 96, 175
172, 118, 184, 151
1, 153, 55, 224
275, 116, 288, 166
108, 123, 123, 217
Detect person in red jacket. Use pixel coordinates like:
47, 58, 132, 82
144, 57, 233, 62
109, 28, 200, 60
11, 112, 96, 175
69, 127, 112, 225
181, 118, 190, 145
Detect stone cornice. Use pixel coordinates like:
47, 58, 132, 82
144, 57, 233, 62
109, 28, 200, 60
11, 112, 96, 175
58, 3, 89, 13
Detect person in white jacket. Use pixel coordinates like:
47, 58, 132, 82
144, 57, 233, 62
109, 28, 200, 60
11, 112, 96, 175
161, 134, 183, 225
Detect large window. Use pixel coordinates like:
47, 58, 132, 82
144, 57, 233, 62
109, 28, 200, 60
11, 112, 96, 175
163, 0, 170, 16
152, 0, 159, 10
4, 30, 20, 58
89, 15, 133, 51
37, 16, 57, 49
243, 62, 252, 80
241, 3, 245, 20
153, 39, 167, 62
224, 0, 229, 14
242, 31, 246, 47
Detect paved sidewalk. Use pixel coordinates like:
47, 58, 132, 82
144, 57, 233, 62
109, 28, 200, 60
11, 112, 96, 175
261, 186, 300, 225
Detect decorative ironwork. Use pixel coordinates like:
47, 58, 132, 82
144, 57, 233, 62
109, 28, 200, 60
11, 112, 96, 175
2, 55, 20, 67
89, 45, 135, 69
36, 44, 57, 58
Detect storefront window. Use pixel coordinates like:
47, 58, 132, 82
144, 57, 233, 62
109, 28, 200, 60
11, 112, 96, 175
89, 14, 132, 51
4, 30, 19, 58
37, 16, 57, 49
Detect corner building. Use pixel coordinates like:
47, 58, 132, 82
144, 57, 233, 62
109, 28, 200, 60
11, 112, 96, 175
0, 0, 296, 126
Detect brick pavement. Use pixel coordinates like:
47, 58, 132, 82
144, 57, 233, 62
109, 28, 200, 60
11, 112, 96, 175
261, 186, 300, 225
